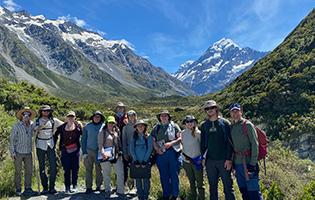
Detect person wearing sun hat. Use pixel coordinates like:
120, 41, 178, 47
33, 105, 63, 195
54, 111, 82, 194
151, 110, 182, 200
180, 115, 205, 200
129, 119, 153, 200
81, 111, 105, 194
200, 100, 235, 200
9, 107, 37, 196
98, 115, 125, 198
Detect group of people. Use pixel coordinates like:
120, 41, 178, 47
9, 100, 263, 200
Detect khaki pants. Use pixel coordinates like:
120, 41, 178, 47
100, 157, 124, 194
14, 153, 32, 190
84, 150, 103, 189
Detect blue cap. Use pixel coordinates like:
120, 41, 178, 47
229, 103, 241, 111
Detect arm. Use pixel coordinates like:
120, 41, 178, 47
144, 136, 153, 162
53, 125, 62, 147
122, 126, 128, 155
9, 124, 17, 157
247, 123, 259, 165
129, 136, 136, 162
165, 123, 181, 149
81, 126, 88, 155
97, 128, 104, 155
53, 118, 64, 134
200, 123, 207, 156
225, 121, 233, 161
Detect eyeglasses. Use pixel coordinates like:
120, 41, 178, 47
185, 120, 195, 124
204, 106, 217, 111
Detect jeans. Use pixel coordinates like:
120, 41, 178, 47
136, 178, 150, 199
156, 148, 181, 198
36, 147, 57, 190
61, 149, 80, 189
234, 163, 263, 200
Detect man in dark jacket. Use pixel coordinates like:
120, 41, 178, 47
200, 100, 235, 200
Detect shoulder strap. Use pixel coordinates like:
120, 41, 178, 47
36, 118, 40, 126
242, 120, 249, 136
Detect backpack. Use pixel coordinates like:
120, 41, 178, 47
242, 120, 269, 161
242, 120, 269, 175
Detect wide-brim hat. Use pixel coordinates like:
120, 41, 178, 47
66, 111, 76, 117
106, 116, 116, 123
202, 100, 218, 110
133, 119, 148, 128
156, 110, 172, 121
127, 110, 137, 116
16, 107, 36, 120
90, 111, 105, 122
182, 115, 198, 125
39, 105, 53, 113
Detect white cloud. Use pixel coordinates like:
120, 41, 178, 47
58, 15, 86, 27
3, 0, 20, 11
252, 0, 281, 21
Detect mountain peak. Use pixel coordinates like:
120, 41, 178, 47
212, 38, 239, 50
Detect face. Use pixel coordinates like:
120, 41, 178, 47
41, 110, 51, 117
185, 120, 196, 129
230, 109, 242, 121
128, 114, 136, 122
66, 115, 75, 123
107, 122, 115, 130
204, 106, 217, 117
160, 113, 169, 124
93, 115, 102, 123
136, 124, 146, 133
22, 112, 31, 122
116, 106, 125, 113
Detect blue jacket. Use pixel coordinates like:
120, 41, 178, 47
129, 133, 153, 163
81, 122, 104, 154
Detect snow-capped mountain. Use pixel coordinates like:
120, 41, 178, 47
173, 38, 268, 95
0, 7, 194, 100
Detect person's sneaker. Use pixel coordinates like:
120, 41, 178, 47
41, 189, 49, 195
72, 185, 78, 193
85, 188, 93, 194
15, 189, 22, 196
49, 188, 57, 194
65, 189, 73, 194
22, 188, 37, 196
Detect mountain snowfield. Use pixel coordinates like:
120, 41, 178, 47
0, 7, 194, 100
173, 38, 268, 95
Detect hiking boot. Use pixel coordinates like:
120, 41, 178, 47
22, 188, 37, 196
49, 188, 57, 194
15, 189, 22, 196
41, 189, 49, 195
85, 188, 93, 194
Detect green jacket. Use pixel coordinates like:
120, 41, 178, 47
230, 118, 258, 165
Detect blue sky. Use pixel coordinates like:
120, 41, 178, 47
1, 0, 314, 73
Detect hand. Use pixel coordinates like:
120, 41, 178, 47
11, 155, 16, 160
224, 160, 232, 171
82, 154, 88, 160
102, 153, 108, 160
247, 164, 257, 173
156, 148, 164, 155
134, 160, 140, 167
141, 161, 147, 167
124, 155, 130, 161
164, 142, 172, 149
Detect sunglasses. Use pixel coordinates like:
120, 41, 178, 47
185, 120, 195, 124
205, 106, 217, 111
42, 110, 51, 112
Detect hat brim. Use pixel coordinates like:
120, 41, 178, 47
16, 109, 36, 120
156, 113, 172, 121
134, 122, 148, 128
229, 107, 241, 111
90, 114, 105, 121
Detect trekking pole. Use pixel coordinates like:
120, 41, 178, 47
32, 133, 41, 195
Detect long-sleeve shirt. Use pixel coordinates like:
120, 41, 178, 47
230, 118, 259, 165
9, 121, 34, 155
129, 133, 153, 163
200, 118, 233, 161
181, 128, 201, 162
81, 122, 104, 154
33, 117, 63, 151
98, 128, 121, 157
122, 122, 135, 155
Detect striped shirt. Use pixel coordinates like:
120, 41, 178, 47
9, 121, 34, 155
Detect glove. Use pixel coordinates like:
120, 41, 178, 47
247, 164, 256, 173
